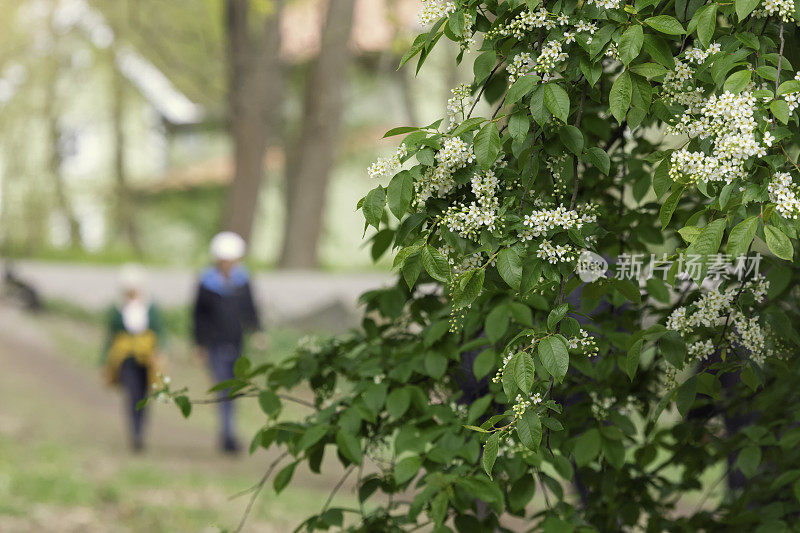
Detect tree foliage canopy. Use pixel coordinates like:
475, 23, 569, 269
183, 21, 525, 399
165, 0, 800, 530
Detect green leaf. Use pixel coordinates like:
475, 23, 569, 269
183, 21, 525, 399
610, 71, 632, 123
474, 122, 501, 169
676, 375, 697, 417
273, 461, 297, 494
660, 330, 687, 368
765, 225, 794, 260
447, 10, 464, 37
424, 353, 448, 378
453, 268, 484, 309
516, 410, 542, 452
559, 125, 584, 155
482, 432, 500, 478
736, 446, 762, 478
736, 0, 761, 19
574, 428, 601, 466
619, 25, 644, 66
547, 303, 569, 331
771, 99, 791, 124
383, 126, 420, 138
387, 171, 414, 219
678, 225, 701, 244
626, 339, 643, 381
398, 34, 426, 69
174, 395, 192, 418
362, 187, 386, 229
336, 431, 363, 465
630, 62, 668, 79
509, 351, 535, 394
613, 278, 642, 303
727, 216, 758, 258
695, 4, 717, 47
449, 116, 486, 137
258, 390, 281, 417
509, 112, 530, 143
530, 85, 550, 126
486, 304, 511, 341
297, 424, 329, 451
653, 159, 672, 198
473, 50, 497, 82
585, 147, 611, 175
506, 75, 541, 104
394, 456, 422, 485
422, 245, 451, 282
685, 218, 727, 284
724, 69, 751, 94
233, 355, 251, 378
544, 83, 570, 123
538, 335, 570, 383
497, 247, 523, 289
386, 387, 411, 419
644, 15, 686, 35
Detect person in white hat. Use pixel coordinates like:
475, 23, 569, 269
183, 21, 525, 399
100, 264, 165, 452
192, 231, 262, 453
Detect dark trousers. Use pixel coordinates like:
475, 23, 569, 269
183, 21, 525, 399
207, 342, 240, 443
119, 356, 148, 447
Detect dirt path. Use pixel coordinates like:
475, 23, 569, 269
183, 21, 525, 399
0, 302, 354, 532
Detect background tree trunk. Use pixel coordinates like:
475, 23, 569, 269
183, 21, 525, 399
278, 0, 356, 269
111, 61, 141, 254
44, 64, 81, 249
222, 0, 284, 243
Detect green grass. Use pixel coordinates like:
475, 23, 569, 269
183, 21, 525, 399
0, 301, 354, 532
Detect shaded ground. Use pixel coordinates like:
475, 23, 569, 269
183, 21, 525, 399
0, 301, 354, 532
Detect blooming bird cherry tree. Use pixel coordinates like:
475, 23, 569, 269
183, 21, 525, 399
158, 0, 800, 530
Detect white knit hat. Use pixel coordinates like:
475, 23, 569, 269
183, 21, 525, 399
210, 231, 246, 261
119, 264, 146, 291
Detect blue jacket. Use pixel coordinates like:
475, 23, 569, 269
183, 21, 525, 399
192, 266, 261, 346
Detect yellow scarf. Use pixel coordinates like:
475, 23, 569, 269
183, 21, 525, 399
104, 331, 163, 387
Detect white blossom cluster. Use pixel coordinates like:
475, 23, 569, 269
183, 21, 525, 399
441, 169, 500, 239
452, 252, 487, 276
684, 43, 721, 65
486, 9, 598, 80
589, 392, 615, 420
590, 393, 638, 420
415, 136, 475, 203
568, 329, 598, 356
666, 276, 772, 364
663, 47, 720, 109
492, 351, 515, 384
536, 240, 577, 264
768, 171, 800, 219
669, 91, 769, 185
488, 8, 598, 41
446, 83, 474, 129
535, 40, 567, 74
589, 0, 621, 9
367, 144, 407, 180
512, 392, 542, 417
733, 315, 772, 363
507, 52, 532, 84
605, 43, 620, 60
688, 339, 715, 361
521, 204, 597, 238
754, 0, 796, 22
418, 0, 456, 26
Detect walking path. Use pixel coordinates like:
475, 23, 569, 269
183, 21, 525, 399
8, 260, 394, 325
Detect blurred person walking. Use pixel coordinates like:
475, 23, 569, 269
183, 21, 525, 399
192, 231, 262, 454
101, 264, 165, 452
